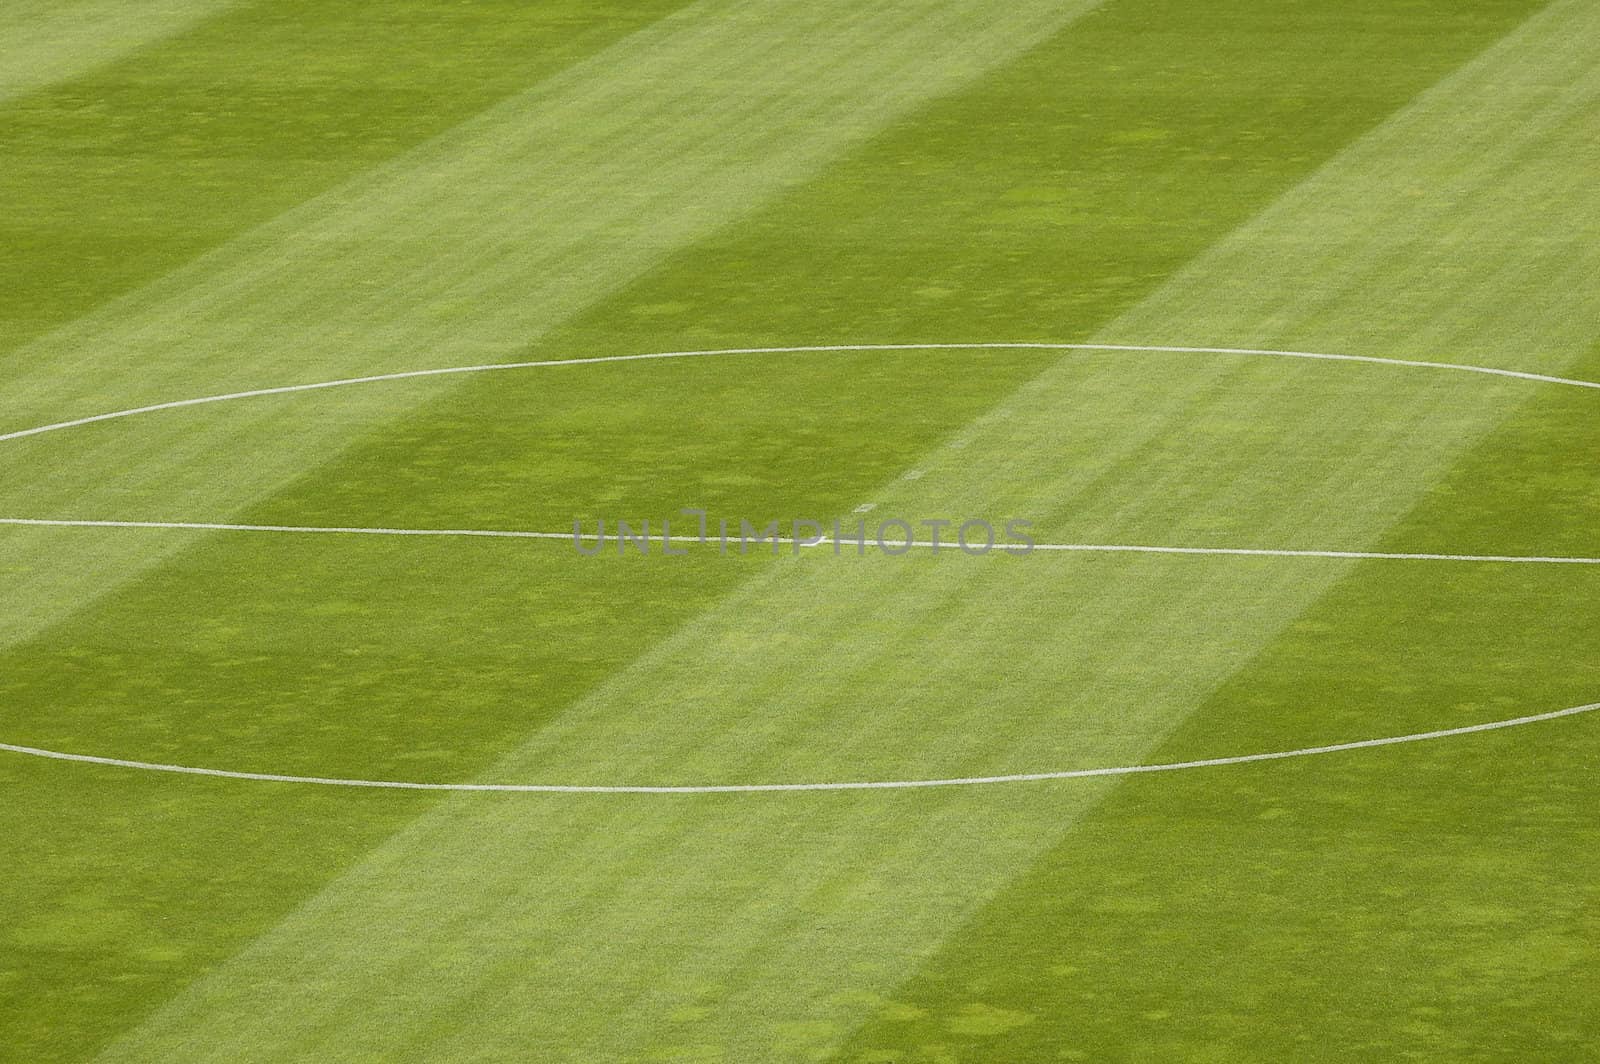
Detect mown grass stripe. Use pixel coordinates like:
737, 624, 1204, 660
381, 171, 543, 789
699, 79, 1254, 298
89, 2, 1600, 1061
0, 1, 698, 353
0, 0, 1104, 654
0, 0, 244, 103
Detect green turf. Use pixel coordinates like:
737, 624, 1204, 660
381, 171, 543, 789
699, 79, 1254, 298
1, 0, 1596, 1061
0, 0, 690, 350
0, 0, 242, 105
836, 343, 1600, 1062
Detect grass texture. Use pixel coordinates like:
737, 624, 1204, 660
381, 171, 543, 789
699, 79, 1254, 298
1, 0, 1596, 1060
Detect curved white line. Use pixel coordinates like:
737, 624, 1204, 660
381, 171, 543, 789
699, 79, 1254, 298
4, 342, 1598, 565
1, 702, 1595, 793
3, 517, 1599, 566
3, 341, 1599, 446
3, 342, 1595, 794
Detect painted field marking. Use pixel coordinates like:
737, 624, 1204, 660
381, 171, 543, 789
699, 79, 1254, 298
1, 702, 1595, 794
4, 341, 1600, 448
2, 341, 1596, 793
3, 342, 1599, 565
2, 516, 1598, 566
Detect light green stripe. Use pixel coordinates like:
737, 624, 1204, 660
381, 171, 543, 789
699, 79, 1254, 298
0, 0, 246, 104
93, 1, 1600, 1061
0, 0, 1103, 651
1109, 0, 1599, 365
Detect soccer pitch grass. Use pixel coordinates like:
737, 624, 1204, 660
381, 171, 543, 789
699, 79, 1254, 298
2, 0, 1597, 1059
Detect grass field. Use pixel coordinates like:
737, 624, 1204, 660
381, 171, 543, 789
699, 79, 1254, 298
2, 1, 1598, 1060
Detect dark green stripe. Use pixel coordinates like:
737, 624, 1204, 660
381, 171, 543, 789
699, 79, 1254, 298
0, 0, 689, 359
0, 0, 1552, 1058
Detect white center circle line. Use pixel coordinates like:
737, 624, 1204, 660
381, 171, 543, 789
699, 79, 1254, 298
4, 341, 1600, 447
4, 342, 1599, 564
1, 702, 1595, 794
2, 341, 1595, 793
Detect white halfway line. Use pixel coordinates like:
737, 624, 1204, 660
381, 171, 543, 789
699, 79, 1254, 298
0, 702, 1595, 794
2, 516, 1599, 565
